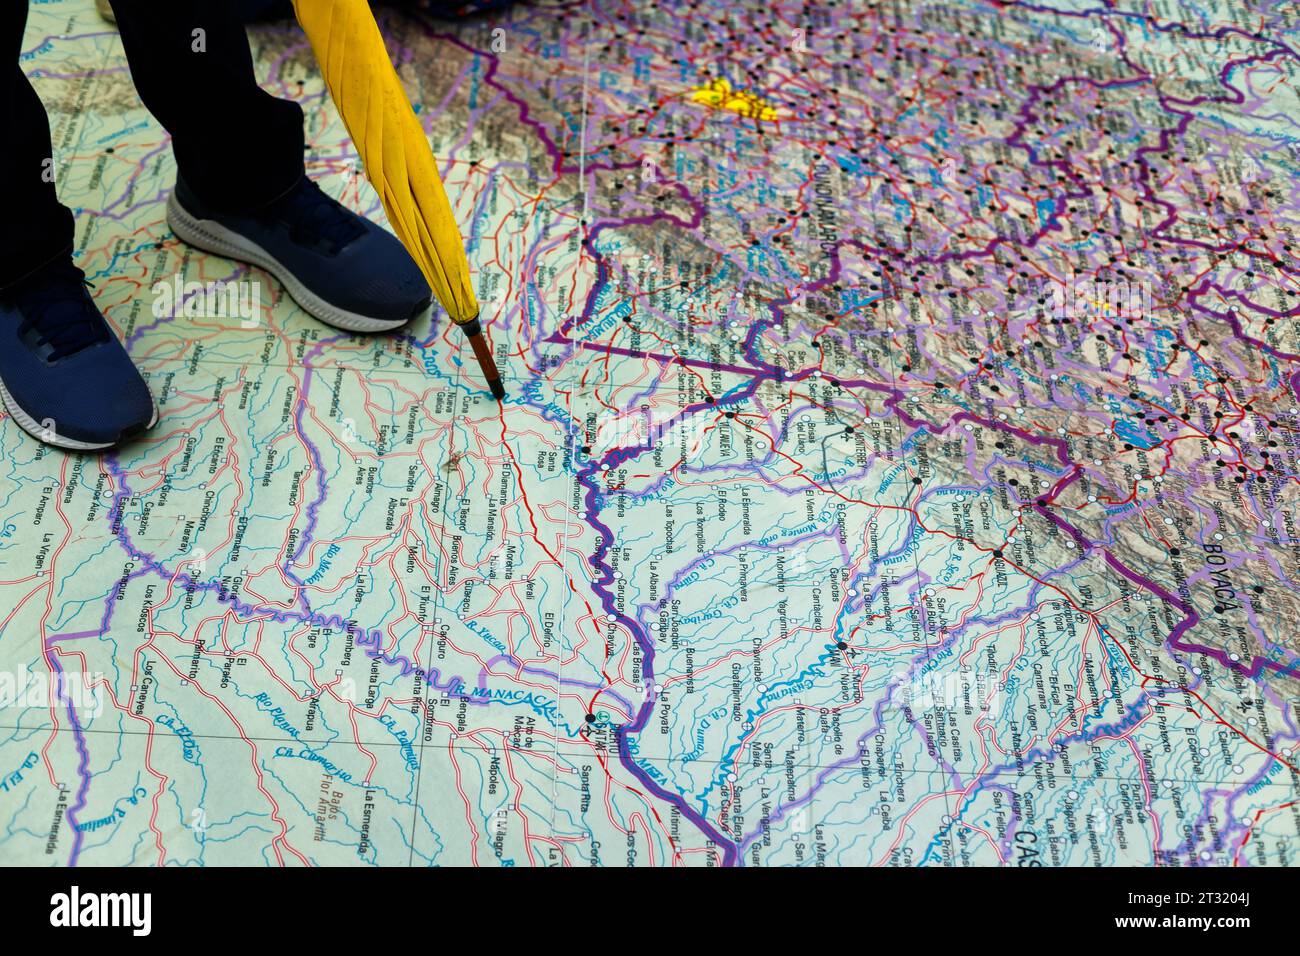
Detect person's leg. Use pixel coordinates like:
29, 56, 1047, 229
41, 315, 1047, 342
0, 4, 156, 449
0, 1, 76, 288
107, 0, 304, 211
82, 0, 429, 343
132, 0, 433, 333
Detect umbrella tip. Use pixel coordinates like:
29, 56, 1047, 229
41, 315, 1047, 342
459, 315, 506, 401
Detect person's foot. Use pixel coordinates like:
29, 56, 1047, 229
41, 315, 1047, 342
166, 176, 432, 333
0, 258, 156, 450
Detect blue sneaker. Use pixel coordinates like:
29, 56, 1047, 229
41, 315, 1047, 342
0, 258, 157, 450
166, 176, 432, 333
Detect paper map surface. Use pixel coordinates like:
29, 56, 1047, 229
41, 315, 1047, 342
5, 0, 1300, 866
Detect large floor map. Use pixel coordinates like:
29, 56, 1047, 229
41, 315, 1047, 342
5, 0, 1300, 866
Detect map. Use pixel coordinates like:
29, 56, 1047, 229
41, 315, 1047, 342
5, 0, 1300, 867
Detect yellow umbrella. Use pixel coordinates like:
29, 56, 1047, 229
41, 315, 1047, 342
292, 0, 504, 399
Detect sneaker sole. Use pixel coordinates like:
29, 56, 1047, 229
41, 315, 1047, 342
0, 376, 158, 452
166, 193, 417, 334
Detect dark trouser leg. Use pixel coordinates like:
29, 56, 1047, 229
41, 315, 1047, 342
0, 2, 76, 288
108, 0, 305, 212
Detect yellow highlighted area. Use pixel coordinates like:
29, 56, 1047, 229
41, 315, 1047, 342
688, 77, 780, 121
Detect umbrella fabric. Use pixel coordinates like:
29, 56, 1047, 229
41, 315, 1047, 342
292, 0, 479, 325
